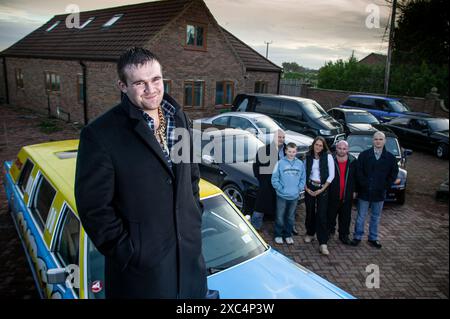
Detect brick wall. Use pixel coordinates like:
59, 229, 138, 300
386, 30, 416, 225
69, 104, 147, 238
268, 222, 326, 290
301, 86, 449, 118
0, 58, 5, 104
244, 71, 279, 95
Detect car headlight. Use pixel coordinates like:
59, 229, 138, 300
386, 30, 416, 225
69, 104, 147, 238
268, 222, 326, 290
319, 129, 332, 135
396, 169, 407, 184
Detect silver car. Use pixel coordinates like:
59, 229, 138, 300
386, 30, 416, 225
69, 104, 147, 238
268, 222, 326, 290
195, 112, 314, 158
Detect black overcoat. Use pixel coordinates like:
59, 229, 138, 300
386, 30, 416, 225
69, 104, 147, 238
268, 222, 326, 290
75, 93, 207, 299
253, 143, 286, 215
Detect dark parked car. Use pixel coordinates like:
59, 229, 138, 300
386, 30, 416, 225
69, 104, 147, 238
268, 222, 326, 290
339, 95, 428, 123
347, 131, 412, 205
384, 116, 449, 159
231, 93, 345, 147
193, 127, 304, 214
327, 107, 388, 135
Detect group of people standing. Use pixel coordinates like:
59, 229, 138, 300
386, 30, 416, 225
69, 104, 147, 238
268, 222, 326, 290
251, 130, 399, 255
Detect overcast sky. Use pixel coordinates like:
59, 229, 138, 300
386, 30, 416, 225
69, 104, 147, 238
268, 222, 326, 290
0, 0, 392, 69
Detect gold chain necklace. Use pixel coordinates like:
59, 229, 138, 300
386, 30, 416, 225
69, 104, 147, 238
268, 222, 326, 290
156, 107, 169, 154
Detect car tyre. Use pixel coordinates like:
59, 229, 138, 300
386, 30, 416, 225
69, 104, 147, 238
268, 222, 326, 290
436, 143, 448, 159
222, 184, 245, 211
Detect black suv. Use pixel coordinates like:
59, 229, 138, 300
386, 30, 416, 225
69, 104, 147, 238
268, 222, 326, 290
231, 93, 345, 146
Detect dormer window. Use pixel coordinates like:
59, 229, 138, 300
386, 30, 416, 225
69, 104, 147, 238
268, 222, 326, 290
185, 23, 207, 50
80, 17, 95, 29
103, 14, 123, 27
46, 21, 61, 32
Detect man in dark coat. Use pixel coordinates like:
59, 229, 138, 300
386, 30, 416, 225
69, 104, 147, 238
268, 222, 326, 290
352, 131, 399, 249
251, 130, 286, 230
328, 140, 357, 245
75, 47, 207, 298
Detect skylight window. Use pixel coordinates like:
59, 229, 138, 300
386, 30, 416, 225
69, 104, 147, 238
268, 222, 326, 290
46, 21, 61, 32
102, 14, 123, 27
80, 17, 95, 29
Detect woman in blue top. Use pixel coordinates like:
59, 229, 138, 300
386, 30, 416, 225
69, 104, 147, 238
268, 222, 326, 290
304, 136, 335, 255
271, 143, 306, 245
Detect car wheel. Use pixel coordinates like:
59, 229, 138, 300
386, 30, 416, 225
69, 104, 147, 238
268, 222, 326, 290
397, 190, 406, 205
223, 184, 245, 211
436, 143, 448, 159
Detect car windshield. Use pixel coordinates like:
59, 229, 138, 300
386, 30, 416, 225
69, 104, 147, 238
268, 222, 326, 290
253, 116, 281, 133
202, 195, 266, 273
346, 112, 379, 124
301, 100, 329, 119
428, 118, 449, 132
388, 100, 411, 113
85, 194, 267, 297
347, 135, 400, 157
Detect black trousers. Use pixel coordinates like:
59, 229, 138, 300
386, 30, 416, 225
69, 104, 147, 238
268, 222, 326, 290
305, 183, 329, 245
328, 199, 352, 239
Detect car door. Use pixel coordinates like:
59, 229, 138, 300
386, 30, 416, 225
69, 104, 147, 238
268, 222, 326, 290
359, 98, 383, 120
24, 170, 64, 298
253, 97, 281, 121
198, 135, 225, 186
49, 205, 81, 299
407, 119, 430, 150
279, 100, 310, 134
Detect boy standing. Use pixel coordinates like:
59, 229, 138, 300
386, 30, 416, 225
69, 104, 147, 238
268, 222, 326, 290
271, 143, 306, 244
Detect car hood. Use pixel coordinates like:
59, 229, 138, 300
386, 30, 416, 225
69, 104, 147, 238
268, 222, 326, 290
207, 248, 354, 299
347, 123, 378, 132
316, 116, 344, 133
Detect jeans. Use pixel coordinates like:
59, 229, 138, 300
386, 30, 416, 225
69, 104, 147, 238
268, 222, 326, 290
274, 196, 298, 238
251, 211, 264, 230
353, 199, 384, 241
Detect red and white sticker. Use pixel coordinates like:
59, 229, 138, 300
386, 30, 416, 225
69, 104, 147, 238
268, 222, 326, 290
91, 280, 103, 294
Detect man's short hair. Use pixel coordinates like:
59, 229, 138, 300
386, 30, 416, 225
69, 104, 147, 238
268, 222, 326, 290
117, 47, 161, 83
373, 131, 386, 139
286, 142, 297, 149
336, 140, 349, 148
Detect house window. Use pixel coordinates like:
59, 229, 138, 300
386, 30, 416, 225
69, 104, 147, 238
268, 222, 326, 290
15, 69, 24, 89
77, 74, 84, 103
46, 21, 60, 32
45, 71, 60, 93
163, 80, 172, 95
255, 81, 268, 93
184, 81, 204, 108
80, 17, 95, 29
215, 81, 234, 106
185, 23, 206, 50
103, 14, 123, 28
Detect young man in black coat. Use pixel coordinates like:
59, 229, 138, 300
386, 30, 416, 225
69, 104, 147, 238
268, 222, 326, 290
75, 47, 208, 298
327, 140, 357, 245
251, 130, 287, 230
352, 131, 400, 249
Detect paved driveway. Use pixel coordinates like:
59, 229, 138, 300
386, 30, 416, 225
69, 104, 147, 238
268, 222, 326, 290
0, 104, 448, 299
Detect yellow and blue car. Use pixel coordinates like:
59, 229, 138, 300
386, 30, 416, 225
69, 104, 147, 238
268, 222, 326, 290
3, 140, 354, 299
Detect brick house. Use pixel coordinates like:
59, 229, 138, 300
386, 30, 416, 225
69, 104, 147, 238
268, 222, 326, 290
0, 0, 281, 123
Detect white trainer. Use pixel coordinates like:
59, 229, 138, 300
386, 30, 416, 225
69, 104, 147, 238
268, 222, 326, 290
285, 237, 294, 245
304, 235, 315, 243
274, 237, 284, 244
319, 244, 330, 255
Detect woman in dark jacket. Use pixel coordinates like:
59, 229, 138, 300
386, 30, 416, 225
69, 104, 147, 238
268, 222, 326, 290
304, 136, 335, 255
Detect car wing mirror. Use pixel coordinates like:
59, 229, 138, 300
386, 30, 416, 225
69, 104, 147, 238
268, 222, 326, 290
46, 268, 68, 285
202, 154, 216, 165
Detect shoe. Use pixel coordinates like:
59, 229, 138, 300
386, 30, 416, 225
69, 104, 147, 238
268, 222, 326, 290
304, 235, 315, 243
350, 239, 361, 246
368, 240, 382, 249
319, 244, 329, 255
292, 227, 299, 236
274, 237, 283, 244
339, 237, 352, 245
285, 237, 294, 245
